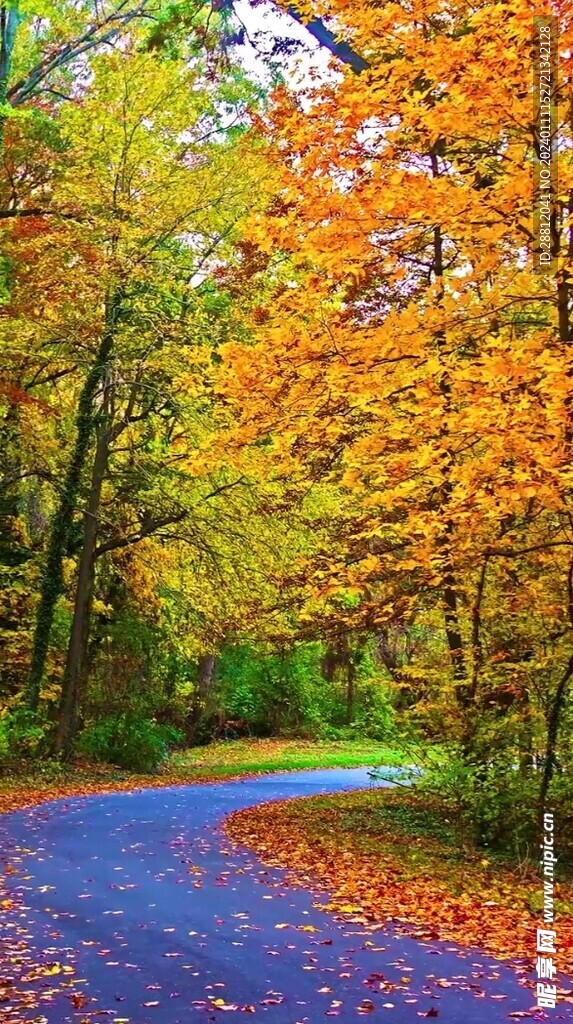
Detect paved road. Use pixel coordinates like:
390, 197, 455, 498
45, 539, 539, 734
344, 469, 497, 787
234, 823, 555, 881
0, 768, 564, 1022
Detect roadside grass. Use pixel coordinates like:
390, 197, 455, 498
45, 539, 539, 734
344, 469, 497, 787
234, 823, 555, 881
0, 738, 405, 816
170, 737, 407, 776
224, 787, 573, 975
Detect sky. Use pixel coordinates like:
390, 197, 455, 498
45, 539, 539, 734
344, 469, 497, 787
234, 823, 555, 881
232, 0, 338, 87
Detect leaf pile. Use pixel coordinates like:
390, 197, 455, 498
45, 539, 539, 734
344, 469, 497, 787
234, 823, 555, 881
224, 789, 573, 976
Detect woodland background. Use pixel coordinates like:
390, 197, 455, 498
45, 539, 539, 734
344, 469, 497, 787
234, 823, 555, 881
0, 0, 572, 863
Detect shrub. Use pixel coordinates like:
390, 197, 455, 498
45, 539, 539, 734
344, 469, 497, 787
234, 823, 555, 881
215, 642, 396, 739
350, 679, 395, 741
77, 713, 183, 772
408, 743, 539, 854
0, 708, 48, 761
216, 644, 337, 736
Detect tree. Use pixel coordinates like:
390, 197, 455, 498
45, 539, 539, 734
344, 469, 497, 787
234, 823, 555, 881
0, 0, 365, 158
0, 27, 266, 743
218, 0, 573, 810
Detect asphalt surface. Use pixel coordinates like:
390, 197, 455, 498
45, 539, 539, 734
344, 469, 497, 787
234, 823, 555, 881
1, 767, 567, 1022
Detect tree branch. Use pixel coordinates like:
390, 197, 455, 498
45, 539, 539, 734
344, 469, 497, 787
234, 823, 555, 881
285, 5, 369, 73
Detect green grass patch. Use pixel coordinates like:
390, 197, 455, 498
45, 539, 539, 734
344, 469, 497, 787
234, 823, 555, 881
170, 737, 407, 777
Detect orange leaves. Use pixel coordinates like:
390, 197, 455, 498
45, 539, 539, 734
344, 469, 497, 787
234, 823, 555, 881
224, 788, 573, 975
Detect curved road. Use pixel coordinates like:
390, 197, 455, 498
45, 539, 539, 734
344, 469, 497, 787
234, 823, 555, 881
0, 768, 564, 1022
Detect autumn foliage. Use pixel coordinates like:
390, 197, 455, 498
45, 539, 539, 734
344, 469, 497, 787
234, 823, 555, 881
219, 0, 573, 819
0, 0, 572, 992
225, 789, 573, 977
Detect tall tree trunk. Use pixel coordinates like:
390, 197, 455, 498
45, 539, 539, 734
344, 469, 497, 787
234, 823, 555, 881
188, 654, 217, 737
539, 559, 573, 814
26, 291, 122, 712
197, 653, 217, 697
0, 4, 20, 151
441, 528, 467, 694
537, 174, 573, 810
321, 644, 339, 683
55, 405, 112, 758
0, 402, 24, 564
0, 400, 32, 694
429, 154, 468, 708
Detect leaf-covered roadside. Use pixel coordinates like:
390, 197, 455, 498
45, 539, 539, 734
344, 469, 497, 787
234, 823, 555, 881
224, 789, 573, 979
0, 763, 194, 819
0, 885, 81, 1024
1, 833, 84, 1023
0, 761, 202, 1023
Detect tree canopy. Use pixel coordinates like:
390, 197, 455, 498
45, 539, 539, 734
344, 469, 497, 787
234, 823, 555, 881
0, 0, 572, 851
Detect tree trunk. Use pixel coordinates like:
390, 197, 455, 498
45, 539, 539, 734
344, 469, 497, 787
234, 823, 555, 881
188, 653, 217, 733
538, 653, 573, 818
429, 163, 468, 708
55, 409, 112, 758
346, 656, 355, 725
26, 291, 122, 712
321, 644, 339, 683
538, 559, 573, 814
0, 400, 32, 694
196, 653, 216, 709
198, 653, 216, 688
442, 549, 467, 692
0, 4, 20, 151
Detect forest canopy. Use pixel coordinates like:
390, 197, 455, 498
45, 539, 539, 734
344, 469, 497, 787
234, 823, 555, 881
0, 0, 572, 854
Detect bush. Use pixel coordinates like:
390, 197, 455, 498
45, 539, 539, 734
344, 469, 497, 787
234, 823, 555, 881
349, 680, 395, 741
0, 708, 48, 761
408, 743, 539, 855
77, 713, 183, 772
217, 644, 338, 737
